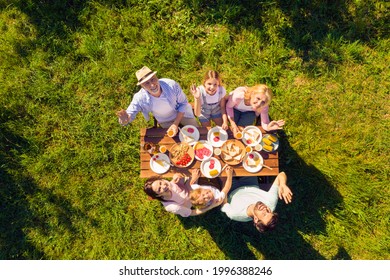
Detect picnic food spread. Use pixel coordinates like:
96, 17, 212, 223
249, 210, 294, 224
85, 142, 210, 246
242, 126, 262, 146
220, 140, 246, 165
194, 142, 213, 160
261, 134, 279, 153
169, 142, 194, 167
179, 125, 200, 144
142, 126, 279, 176
242, 151, 264, 173
246, 152, 261, 167
200, 157, 222, 178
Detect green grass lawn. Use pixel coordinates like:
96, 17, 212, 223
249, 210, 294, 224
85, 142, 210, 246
1, 0, 389, 260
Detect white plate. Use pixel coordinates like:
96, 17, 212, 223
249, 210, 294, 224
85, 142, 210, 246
150, 153, 170, 174
242, 126, 262, 147
207, 126, 228, 147
179, 125, 200, 145
242, 152, 264, 173
261, 134, 279, 153
200, 157, 222, 178
193, 141, 214, 161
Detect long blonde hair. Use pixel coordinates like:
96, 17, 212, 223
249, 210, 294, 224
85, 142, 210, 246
189, 188, 207, 209
246, 84, 273, 107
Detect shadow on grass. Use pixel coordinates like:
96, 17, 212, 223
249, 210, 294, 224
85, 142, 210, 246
179, 130, 344, 260
184, 0, 386, 65
0, 110, 43, 259
0, 110, 100, 259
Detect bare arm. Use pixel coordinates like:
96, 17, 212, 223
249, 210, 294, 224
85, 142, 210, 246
275, 172, 293, 204
220, 95, 229, 130
221, 166, 233, 197
190, 84, 202, 117
189, 169, 201, 185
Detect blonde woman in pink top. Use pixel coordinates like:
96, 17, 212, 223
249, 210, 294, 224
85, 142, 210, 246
222, 84, 285, 135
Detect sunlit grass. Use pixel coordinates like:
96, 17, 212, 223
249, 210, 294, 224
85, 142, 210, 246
0, 0, 389, 260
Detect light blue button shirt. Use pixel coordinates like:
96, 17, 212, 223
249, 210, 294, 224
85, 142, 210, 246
125, 78, 194, 123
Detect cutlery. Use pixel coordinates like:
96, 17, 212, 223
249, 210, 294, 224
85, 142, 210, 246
221, 164, 229, 172
260, 163, 273, 170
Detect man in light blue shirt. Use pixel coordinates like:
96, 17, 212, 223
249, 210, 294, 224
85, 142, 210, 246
221, 172, 293, 233
117, 66, 198, 135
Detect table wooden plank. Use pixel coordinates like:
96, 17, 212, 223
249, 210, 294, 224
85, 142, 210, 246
140, 126, 279, 178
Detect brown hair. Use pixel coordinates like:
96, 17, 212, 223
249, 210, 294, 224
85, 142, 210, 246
203, 70, 222, 86
143, 176, 164, 201
254, 212, 279, 233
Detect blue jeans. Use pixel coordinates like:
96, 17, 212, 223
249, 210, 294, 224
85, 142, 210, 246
230, 109, 259, 193
230, 176, 259, 193
234, 109, 256, 126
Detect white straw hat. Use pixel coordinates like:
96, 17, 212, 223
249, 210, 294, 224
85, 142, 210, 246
136, 66, 157, 85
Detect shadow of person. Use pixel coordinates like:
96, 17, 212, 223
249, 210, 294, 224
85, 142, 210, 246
179, 129, 344, 259
0, 110, 44, 259
332, 246, 352, 260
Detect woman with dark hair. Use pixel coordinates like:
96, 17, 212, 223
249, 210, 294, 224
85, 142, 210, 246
143, 168, 233, 217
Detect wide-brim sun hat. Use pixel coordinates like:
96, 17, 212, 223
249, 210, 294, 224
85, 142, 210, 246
136, 66, 157, 85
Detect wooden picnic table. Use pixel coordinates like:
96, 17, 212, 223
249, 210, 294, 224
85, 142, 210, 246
140, 126, 279, 178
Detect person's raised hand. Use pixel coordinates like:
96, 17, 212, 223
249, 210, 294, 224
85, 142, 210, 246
190, 84, 201, 99
172, 173, 184, 184
191, 168, 201, 180
267, 120, 285, 131
224, 166, 233, 177
278, 183, 293, 204
116, 109, 130, 126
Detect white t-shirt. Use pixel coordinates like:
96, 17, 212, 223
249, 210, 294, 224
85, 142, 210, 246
221, 181, 279, 222
151, 95, 177, 123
